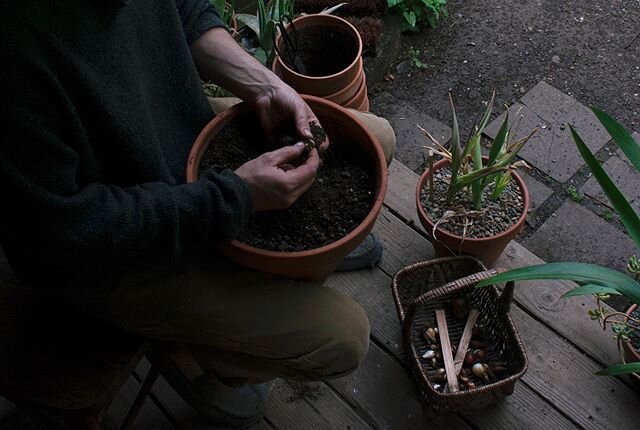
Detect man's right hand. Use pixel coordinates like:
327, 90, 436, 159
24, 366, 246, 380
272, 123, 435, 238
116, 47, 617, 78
234, 143, 320, 212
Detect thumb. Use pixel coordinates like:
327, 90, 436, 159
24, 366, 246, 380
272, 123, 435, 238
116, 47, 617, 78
267, 142, 306, 165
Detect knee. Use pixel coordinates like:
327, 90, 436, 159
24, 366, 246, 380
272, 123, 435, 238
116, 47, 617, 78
305, 296, 370, 379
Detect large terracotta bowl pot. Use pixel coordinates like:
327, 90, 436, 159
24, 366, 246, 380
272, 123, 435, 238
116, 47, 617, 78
186, 96, 387, 281
416, 158, 530, 267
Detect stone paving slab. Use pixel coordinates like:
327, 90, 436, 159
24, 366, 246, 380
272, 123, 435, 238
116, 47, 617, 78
484, 96, 611, 182
378, 97, 451, 172
581, 149, 640, 213
519, 81, 578, 123
521, 171, 554, 214
522, 200, 637, 273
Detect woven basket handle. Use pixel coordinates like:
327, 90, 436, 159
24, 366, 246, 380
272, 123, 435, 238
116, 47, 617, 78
402, 268, 514, 337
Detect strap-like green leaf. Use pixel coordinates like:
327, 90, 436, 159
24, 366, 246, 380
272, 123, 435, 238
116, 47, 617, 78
596, 362, 640, 376
562, 283, 621, 297
571, 126, 640, 248
476, 262, 640, 305
236, 14, 260, 37
593, 108, 640, 172
447, 94, 462, 196
488, 111, 510, 166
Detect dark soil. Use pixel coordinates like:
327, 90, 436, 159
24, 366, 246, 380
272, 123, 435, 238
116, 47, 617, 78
283, 26, 359, 76
419, 167, 524, 238
372, 0, 640, 133
199, 113, 376, 252
286, 381, 323, 402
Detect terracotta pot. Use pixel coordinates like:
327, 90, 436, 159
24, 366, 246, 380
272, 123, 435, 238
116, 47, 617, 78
622, 304, 640, 383
273, 14, 363, 97
186, 95, 388, 281
415, 158, 530, 267
342, 73, 368, 111
274, 59, 365, 107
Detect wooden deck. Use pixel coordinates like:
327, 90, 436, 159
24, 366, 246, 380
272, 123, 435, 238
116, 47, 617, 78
3, 160, 640, 429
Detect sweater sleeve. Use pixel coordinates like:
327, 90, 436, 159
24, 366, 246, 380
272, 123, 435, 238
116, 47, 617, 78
175, 0, 228, 45
0, 60, 253, 283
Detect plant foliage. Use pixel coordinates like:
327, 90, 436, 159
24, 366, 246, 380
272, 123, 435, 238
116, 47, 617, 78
388, 0, 448, 32
210, 0, 236, 28
478, 110, 640, 376
236, 0, 294, 65
421, 93, 535, 210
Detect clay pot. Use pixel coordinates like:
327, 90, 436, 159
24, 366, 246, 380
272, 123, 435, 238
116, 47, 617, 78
415, 158, 530, 267
186, 96, 388, 281
273, 14, 368, 109
622, 304, 640, 383
342, 73, 368, 110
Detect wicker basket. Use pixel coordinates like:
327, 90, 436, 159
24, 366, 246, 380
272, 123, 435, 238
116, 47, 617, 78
391, 256, 528, 413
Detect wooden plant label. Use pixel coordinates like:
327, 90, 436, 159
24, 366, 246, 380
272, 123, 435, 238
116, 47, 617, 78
436, 309, 459, 393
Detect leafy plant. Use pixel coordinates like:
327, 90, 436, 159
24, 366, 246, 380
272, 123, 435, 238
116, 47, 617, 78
408, 47, 426, 69
236, 0, 294, 65
420, 92, 535, 210
388, 0, 448, 32
602, 208, 614, 220
566, 184, 584, 202
210, 0, 236, 29
477, 109, 640, 376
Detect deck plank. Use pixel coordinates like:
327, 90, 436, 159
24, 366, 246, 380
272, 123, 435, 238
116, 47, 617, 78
327, 341, 471, 430
266, 380, 372, 430
381, 159, 640, 429
328, 250, 579, 429
103, 376, 174, 430
134, 357, 366, 430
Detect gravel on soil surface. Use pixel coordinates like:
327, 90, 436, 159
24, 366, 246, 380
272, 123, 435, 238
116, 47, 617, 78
419, 167, 525, 238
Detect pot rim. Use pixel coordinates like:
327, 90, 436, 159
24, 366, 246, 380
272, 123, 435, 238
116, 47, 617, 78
273, 58, 365, 102
274, 14, 363, 81
415, 157, 530, 243
186, 95, 388, 259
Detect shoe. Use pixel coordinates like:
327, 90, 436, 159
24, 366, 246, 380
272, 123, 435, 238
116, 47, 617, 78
335, 233, 383, 272
158, 358, 269, 429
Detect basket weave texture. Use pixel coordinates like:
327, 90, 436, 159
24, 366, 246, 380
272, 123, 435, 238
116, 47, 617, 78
391, 256, 528, 413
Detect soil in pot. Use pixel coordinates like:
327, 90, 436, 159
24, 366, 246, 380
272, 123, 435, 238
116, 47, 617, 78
282, 26, 359, 77
199, 112, 376, 252
419, 167, 524, 238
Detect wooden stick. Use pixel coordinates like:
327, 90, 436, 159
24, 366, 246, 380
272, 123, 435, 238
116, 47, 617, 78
453, 309, 479, 375
435, 309, 459, 393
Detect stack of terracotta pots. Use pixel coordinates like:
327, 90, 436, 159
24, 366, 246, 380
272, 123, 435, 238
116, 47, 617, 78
272, 14, 369, 111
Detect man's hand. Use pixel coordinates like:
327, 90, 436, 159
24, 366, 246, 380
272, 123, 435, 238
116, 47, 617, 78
252, 84, 329, 151
235, 143, 321, 212
190, 28, 328, 151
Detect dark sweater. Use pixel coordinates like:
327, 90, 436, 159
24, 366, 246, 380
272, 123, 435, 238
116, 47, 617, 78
0, 0, 253, 287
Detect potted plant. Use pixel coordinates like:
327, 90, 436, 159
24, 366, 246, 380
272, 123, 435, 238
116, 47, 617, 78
416, 92, 536, 267
185, 95, 388, 281
478, 109, 640, 379
272, 13, 368, 110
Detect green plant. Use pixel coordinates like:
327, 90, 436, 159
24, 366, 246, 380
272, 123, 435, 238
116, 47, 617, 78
420, 92, 535, 211
388, 0, 448, 32
566, 184, 584, 202
478, 109, 640, 376
236, 0, 294, 65
408, 47, 426, 69
210, 0, 236, 29
602, 208, 614, 220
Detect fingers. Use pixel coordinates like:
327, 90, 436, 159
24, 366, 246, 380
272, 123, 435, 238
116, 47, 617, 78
265, 142, 306, 165
294, 103, 318, 140
286, 148, 320, 185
